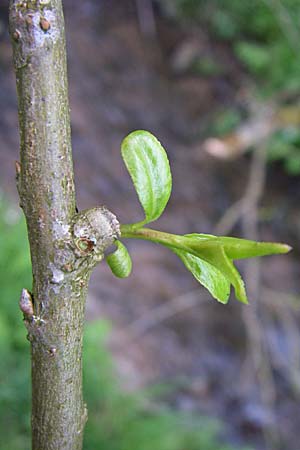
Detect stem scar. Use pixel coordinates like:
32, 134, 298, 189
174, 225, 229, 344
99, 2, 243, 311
40, 17, 51, 31
13, 29, 21, 41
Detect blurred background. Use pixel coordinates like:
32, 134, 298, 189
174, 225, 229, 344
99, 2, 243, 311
0, 0, 299, 449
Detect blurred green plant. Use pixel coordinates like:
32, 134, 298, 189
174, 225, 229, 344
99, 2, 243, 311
84, 321, 250, 450
191, 57, 223, 77
267, 127, 300, 175
210, 109, 243, 136
160, 1, 300, 176
0, 195, 250, 450
160, 0, 300, 95
0, 196, 31, 450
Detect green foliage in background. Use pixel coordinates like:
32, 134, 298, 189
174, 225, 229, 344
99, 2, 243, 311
0, 196, 248, 450
0, 197, 31, 450
209, 109, 243, 136
267, 127, 300, 175
83, 322, 245, 450
159, 1, 300, 176
161, 0, 300, 95
209, 110, 300, 175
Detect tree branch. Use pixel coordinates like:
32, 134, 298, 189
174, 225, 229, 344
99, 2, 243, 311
9, 1, 119, 449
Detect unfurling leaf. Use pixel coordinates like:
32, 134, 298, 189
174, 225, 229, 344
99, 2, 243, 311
173, 248, 231, 304
121, 130, 172, 227
185, 233, 291, 260
166, 234, 247, 303
119, 129, 291, 304
173, 233, 291, 303
106, 241, 132, 278
120, 225, 291, 303
185, 241, 246, 303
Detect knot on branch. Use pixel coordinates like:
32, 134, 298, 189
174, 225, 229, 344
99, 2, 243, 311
71, 206, 120, 268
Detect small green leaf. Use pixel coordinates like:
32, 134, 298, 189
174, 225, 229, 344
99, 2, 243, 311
181, 233, 291, 303
185, 233, 291, 259
106, 241, 132, 278
173, 248, 231, 304
121, 130, 172, 226
191, 242, 248, 303
163, 235, 246, 303
120, 227, 291, 304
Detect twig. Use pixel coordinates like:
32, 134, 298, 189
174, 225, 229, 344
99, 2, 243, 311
136, 0, 157, 40
240, 144, 280, 449
214, 140, 268, 235
214, 198, 251, 235
123, 289, 207, 341
261, 289, 300, 395
262, 287, 300, 311
215, 142, 280, 447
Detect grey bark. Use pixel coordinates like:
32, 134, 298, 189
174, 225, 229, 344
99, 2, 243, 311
9, 1, 119, 449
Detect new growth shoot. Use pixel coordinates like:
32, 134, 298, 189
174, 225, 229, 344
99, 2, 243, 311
106, 131, 291, 304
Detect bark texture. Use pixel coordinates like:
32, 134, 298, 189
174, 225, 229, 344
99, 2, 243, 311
9, 1, 119, 449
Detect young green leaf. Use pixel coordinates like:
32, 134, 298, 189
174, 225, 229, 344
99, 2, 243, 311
120, 227, 248, 302
118, 129, 291, 303
170, 236, 247, 303
186, 233, 291, 260
177, 233, 291, 303
106, 241, 132, 278
173, 248, 231, 304
187, 241, 247, 303
121, 130, 172, 227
